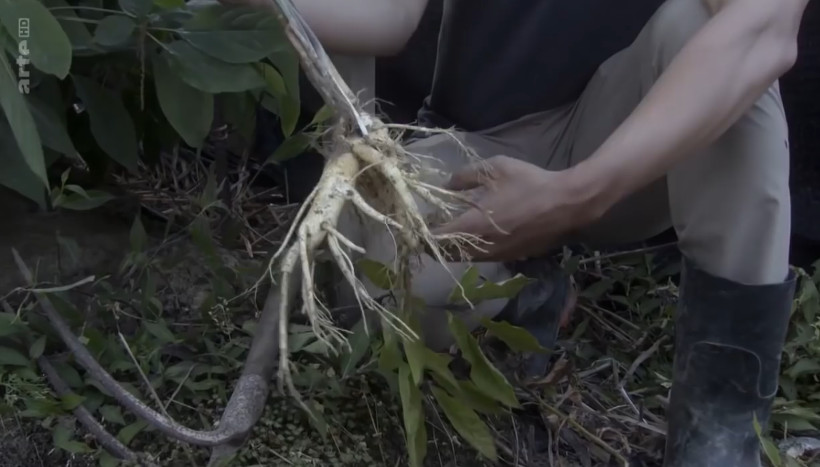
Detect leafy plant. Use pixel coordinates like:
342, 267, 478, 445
0, 0, 312, 209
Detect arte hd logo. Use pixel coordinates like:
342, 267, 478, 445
17, 17, 31, 94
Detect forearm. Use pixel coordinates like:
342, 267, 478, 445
570, 0, 805, 218
224, 0, 427, 56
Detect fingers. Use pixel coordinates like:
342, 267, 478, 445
445, 156, 503, 191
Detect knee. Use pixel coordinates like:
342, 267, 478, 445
645, 0, 712, 72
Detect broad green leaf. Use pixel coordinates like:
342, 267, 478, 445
398, 363, 427, 467
339, 319, 372, 377
448, 267, 532, 305
117, 420, 147, 445
98, 451, 120, 467
402, 337, 426, 385
29, 335, 46, 359
55, 190, 115, 210
154, 0, 185, 8
179, 4, 286, 64
143, 320, 176, 344
41, 0, 96, 53
118, 0, 152, 18
54, 424, 91, 454
151, 52, 213, 148
431, 385, 497, 461
0, 346, 31, 366
99, 405, 126, 425
0, 47, 47, 188
0, 312, 26, 338
785, 358, 820, 380
310, 104, 335, 127
52, 361, 82, 388
60, 393, 85, 410
479, 318, 548, 353
269, 48, 300, 124
421, 349, 459, 391
28, 95, 77, 157
753, 415, 782, 467
0, 0, 72, 78
378, 327, 402, 372
129, 213, 146, 253
162, 40, 265, 93
0, 121, 46, 206
266, 132, 311, 164
357, 258, 398, 290
72, 75, 138, 171
258, 63, 299, 136
457, 380, 506, 415
93, 15, 135, 47
447, 313, 519, 408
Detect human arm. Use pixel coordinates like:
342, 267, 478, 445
567, 0, 807, 220
217, 0, 429, 56
433, 0, 807, 261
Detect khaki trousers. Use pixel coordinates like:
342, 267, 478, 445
339, 0, 792, 349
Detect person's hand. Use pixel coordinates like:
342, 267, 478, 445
431, 155, 601, 262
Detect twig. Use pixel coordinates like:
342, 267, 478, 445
535, 399, 630, 467
577, 242, 676, 266
13, 249, 244, 446
620, 335, 669, 389
38, 356, 154, 465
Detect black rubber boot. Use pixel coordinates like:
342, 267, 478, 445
494, 256, 576, 380
663, 259, 797, 467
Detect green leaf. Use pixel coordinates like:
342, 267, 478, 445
448, 267, 532, 305
0, 312, 26, 338
52, 361, 83, 388
99, 405, 126, 425
258, 63, 299, 136
162, 40, 266, 93
378, 327, 402, 372
479, 318, 548, 353
55, 190, 115, 211
28, 95, 77, 158
117, 420, 147, 445
41, 0, 96, 53
0, 346, 31, 366
785, 358, 820, 380
447, 313, 519, 408
339, 319, 372, 378
151, 52, 213, 148
265, 132, 311, 164
72, 75, 138, 171
179, 4, 286, 64
310, 104, 335, 126
60, 393, 85, 410
93, 15, 135, 46
753, 414, 782, 467
98, 451, 120, 467
154, 0, 185, 8
357, 258, 398, 290
398, 363, 427, 467
0, 0, 72, 78
129, 214, 146, 253
143, 320, 176, 344
29, 335, 46, 359
431, 385, 497, 461
0, 46, 47, 188
457, 380, 506, 415
118, 0, 152, 18
403, 337, 426, 386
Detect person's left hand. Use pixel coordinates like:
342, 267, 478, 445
431, 155, 601, 262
